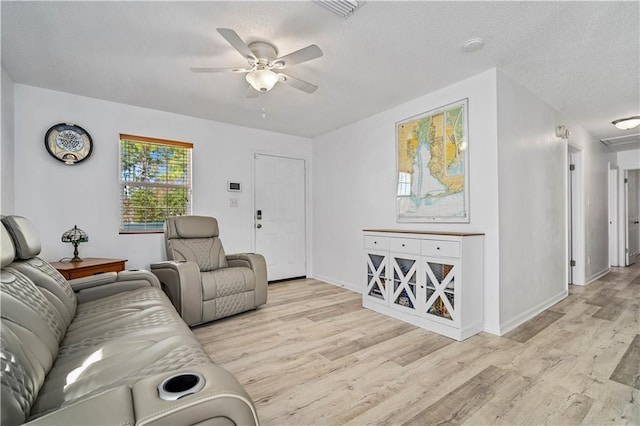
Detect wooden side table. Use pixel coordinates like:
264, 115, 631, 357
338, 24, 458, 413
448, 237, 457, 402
50, 258, 127, 280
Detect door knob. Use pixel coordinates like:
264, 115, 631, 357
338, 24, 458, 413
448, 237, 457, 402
256, 223, 262, 229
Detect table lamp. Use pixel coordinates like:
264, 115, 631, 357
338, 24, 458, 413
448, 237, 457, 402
61, 225, 89, 262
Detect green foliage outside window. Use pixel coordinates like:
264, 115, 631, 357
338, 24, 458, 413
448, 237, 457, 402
120, 137, 192, 232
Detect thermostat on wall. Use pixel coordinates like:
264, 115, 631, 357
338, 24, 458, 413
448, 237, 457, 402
227, 182, 242, 192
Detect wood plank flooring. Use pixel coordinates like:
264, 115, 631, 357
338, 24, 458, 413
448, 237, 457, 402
193, 263, 640, 425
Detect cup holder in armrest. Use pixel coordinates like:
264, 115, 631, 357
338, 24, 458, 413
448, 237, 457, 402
158, 372, 205, 401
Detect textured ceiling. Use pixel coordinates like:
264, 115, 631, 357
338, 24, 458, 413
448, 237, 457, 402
2, 1, 639, 143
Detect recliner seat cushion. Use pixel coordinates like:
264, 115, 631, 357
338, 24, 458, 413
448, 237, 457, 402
32, 307, 212, 418
201, 266, 255, 300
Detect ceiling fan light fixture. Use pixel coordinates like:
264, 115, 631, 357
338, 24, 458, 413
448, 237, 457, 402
246, 69, 279, 92
612, 116, 640, 130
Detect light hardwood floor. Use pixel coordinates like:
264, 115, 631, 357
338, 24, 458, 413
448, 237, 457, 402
193, 263, 640, 425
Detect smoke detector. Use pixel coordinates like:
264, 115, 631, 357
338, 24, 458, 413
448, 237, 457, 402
463, 38, 485, 53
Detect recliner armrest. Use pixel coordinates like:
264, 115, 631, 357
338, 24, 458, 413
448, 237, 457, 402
70, 272, 118, 290
132, 365, 259, 426
26, 365, 259, 426
70, 270, 162, 303
25, 386, 134, 425
227, 253, 267, 305
150, 261, 202, 325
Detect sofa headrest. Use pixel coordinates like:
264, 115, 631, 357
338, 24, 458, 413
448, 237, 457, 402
1, 216, 42, 260
1, 223, 16, 267
167, 216, 219, 239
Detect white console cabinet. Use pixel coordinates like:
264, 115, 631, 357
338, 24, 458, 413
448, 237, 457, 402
364, 229, 484, 341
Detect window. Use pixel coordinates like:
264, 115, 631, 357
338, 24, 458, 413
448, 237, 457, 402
119, 134, 192, 233
397, 172, 412, 196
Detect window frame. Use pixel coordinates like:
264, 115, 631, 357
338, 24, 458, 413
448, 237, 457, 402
118, 133, 193, 234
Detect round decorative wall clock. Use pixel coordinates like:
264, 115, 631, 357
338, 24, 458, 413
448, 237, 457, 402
44, 123, 93, 165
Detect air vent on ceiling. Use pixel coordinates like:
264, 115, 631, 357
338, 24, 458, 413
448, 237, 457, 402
314, 0, 365, 18
600, 133, 640, 149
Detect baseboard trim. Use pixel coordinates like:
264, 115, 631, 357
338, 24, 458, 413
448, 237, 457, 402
498, 289, 568, 335
482, 326, 501, 336
309, 274, 361, 294
583, 267, 610, 285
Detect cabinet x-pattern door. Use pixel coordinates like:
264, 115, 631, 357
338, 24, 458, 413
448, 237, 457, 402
423, 260, 459, 325
391, 254, 419, 313
366, 252, 389, 303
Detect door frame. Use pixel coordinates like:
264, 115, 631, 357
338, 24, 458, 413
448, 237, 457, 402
624, 170, 630, 266
567, 143, 585, 285
623, 169, 639, 266
608, 164, 619, 266
252, 151, 312, 278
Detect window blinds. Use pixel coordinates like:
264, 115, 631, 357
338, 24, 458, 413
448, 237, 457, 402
119, 134, 193, 233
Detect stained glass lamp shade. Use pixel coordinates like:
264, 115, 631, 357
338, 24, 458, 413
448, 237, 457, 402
61, 225, 89, 262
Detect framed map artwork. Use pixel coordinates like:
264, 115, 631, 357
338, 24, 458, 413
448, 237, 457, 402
396, 99, 469, 222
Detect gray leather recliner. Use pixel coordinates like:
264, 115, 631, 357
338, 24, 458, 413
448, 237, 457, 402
151, 216, 267, 326
0, 215, 259, 426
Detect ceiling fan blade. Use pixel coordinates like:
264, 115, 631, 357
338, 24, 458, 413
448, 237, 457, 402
190, 66, 249, 73
245, 85, 259, 98
274, 44, 323, 68
216, 28, 257, 62
277, 73, 318, 94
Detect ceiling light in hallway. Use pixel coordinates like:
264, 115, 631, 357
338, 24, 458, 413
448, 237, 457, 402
612, 116, 640, 130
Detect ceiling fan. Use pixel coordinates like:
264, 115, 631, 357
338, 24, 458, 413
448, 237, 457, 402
191, 28, 323, 97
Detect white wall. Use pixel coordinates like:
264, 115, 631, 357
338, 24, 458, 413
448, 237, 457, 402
1, 68, 15, 214
494, 70, 616, 332
495, 70, 568, 332
13, 85, 311, 269
616, 149, 640, 170
312, 69, 502, 333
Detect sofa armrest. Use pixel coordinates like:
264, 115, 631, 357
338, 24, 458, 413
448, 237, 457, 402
150, 261, 202, 325
25, 386, 134, 425
69, 272, 118, 291
25, 365, 259, 426
132, 365, 259, 426
227, 253, 267, 306
70, 270, 162, 303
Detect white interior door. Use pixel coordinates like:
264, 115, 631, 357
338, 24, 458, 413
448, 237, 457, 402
626, 170, 639, 266
609, 166, 618, 266
254, 154, 306, 281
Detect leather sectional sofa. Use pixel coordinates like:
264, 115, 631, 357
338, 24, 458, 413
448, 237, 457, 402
0, 215, 259, 425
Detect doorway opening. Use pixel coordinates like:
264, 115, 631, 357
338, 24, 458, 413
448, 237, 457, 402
624, 169, 639, 266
